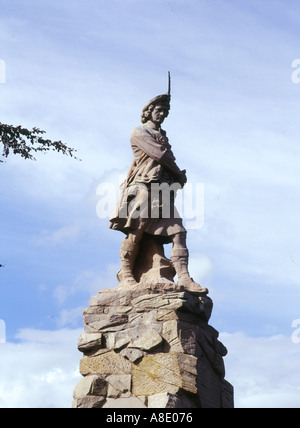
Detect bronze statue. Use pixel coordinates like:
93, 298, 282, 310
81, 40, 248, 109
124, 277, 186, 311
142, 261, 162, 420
110, 75, 207, 293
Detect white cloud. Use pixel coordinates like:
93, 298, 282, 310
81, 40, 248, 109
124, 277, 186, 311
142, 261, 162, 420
56, 307, 85, 328
53, 271, 96, 306
37, 224, 81, 246
189, 253, 214, 286
53, 264, 120, 307
0, 329, 82, 408
220, 332, 300, 408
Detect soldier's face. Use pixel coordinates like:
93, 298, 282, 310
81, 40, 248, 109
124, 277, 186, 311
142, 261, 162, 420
151, 105, 168, 126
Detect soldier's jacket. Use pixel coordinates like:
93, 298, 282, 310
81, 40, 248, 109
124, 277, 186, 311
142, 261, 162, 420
128, 124, 182, 186
109, 122, 186, 239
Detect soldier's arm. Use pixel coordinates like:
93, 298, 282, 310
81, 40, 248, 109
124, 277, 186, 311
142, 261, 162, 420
131, 128, 184, 180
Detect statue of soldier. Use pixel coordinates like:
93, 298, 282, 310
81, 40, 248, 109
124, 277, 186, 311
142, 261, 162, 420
110, 80, 206, 293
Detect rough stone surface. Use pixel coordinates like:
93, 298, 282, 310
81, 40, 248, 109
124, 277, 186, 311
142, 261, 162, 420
102, 396, 147, 409
73, 282, 234, 408
73, 374, 107, 399
106, 374, 132, 398
77, 333, 102, 352
72, 396, 106, 408
80, 350, 132, 376
128, 329, 163, 351
147, 393, 198, 408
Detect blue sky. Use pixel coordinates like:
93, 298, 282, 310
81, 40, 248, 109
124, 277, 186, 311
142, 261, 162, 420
1, 0, 300, 408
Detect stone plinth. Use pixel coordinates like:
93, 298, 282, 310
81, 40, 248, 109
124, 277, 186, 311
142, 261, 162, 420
72, 282, 234, 408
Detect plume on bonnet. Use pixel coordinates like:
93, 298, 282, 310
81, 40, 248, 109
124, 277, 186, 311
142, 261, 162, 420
141, 72, 171, 114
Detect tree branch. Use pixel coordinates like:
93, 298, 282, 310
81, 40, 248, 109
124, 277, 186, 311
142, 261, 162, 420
0, 122, 81, 162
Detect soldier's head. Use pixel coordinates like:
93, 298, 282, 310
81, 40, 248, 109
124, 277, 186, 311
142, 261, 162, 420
141, 94, 170, 125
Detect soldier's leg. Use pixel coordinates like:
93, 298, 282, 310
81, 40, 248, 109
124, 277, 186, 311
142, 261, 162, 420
118, 229, 144, 286
170, 232, 207, 292
170, 232, 190, 284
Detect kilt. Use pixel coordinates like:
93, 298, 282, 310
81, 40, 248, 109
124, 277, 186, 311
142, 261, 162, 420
109, 180, 186, 243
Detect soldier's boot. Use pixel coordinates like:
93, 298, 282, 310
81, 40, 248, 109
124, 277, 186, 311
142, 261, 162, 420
117, 240, 139, 287
171, 248, 208, 293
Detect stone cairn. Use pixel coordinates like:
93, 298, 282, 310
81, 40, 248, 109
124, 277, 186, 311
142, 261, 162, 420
72, 279, 234, 408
